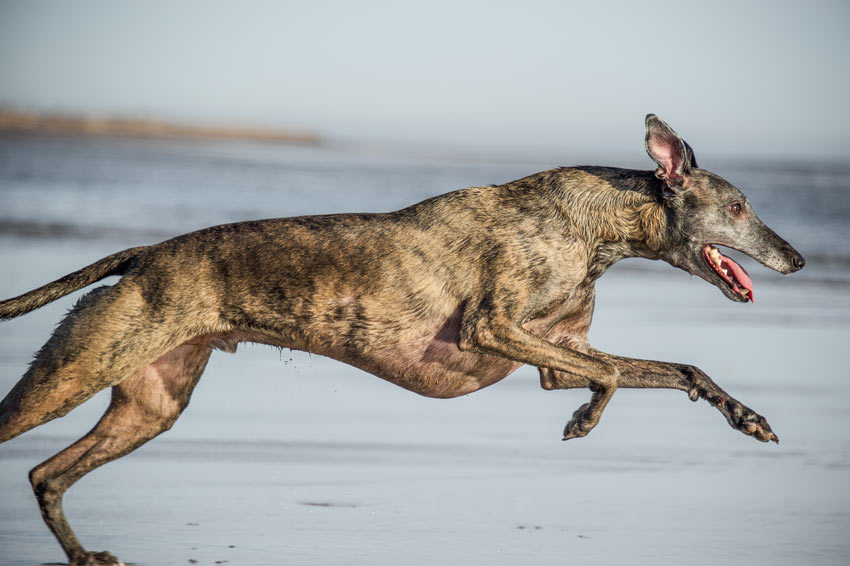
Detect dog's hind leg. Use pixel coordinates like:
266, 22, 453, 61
28, 342, 211, 566
0, 281, 208, 444
0, 286, 125, 444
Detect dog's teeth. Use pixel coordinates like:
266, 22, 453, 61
708, 247, 721, 265
741, 289, 749, 296
722, 268, 728, 276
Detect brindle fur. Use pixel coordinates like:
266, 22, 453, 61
0, 115, 804, 565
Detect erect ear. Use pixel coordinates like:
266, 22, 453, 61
644, 114, 697, 187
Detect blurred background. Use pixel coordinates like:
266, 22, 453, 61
2, 0, 849, 157
0, 2, 848, 565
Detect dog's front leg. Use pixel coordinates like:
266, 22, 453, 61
458, 313, 619, 439
542, 348, 778, 443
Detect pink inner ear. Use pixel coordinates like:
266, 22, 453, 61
648, 136, 676, 172
648, 134, 682, 179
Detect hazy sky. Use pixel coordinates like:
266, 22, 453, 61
1, 0, 848, 158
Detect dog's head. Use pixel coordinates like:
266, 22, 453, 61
645, 114, 805, 303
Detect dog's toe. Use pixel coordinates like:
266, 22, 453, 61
716, 398, 778, 444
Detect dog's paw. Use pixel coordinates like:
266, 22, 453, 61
70, 550, 126, 566
562, 402, 596, 440
714, 396, 778, 444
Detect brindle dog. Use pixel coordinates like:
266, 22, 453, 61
0, 115, 804, 565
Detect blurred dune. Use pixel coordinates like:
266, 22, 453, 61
0, 108, 319, 144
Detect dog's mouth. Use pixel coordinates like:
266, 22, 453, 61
703, 244, 753, 302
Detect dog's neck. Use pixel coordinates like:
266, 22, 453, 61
544, 167, 671, 283
583, 199, 669, 284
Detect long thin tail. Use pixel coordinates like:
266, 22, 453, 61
0, 246, 146, 319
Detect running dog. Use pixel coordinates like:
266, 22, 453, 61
0, 115, 805, 565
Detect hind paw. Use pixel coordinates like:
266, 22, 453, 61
70, 550, 125, 566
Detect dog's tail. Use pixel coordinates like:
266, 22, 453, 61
0, 246, 146, 320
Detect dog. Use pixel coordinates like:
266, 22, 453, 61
0, 114, 805, 565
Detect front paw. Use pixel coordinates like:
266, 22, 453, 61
677, 365, 778, 443
562, 403, 595, 440
714, 396, 779, 443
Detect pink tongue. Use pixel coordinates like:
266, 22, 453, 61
720, 256, 754, 301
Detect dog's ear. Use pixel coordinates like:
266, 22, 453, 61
644, 114, 697, 187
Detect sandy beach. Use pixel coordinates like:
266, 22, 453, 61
1, 134, 848, 565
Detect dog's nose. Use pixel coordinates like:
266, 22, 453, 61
791, 253, 806, 271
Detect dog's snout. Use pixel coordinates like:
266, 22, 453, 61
781, 242, 806, 273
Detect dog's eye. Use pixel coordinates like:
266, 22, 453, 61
729, 203, 742, 215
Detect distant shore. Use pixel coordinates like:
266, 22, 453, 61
0, 108, 320, 144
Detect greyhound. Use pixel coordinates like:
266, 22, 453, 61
0, 115, 804, 565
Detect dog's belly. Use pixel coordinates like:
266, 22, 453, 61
347, 333, 523, 399
303, 319, 522, 399
325, 294, 594, 398
336, 302, 526, 398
